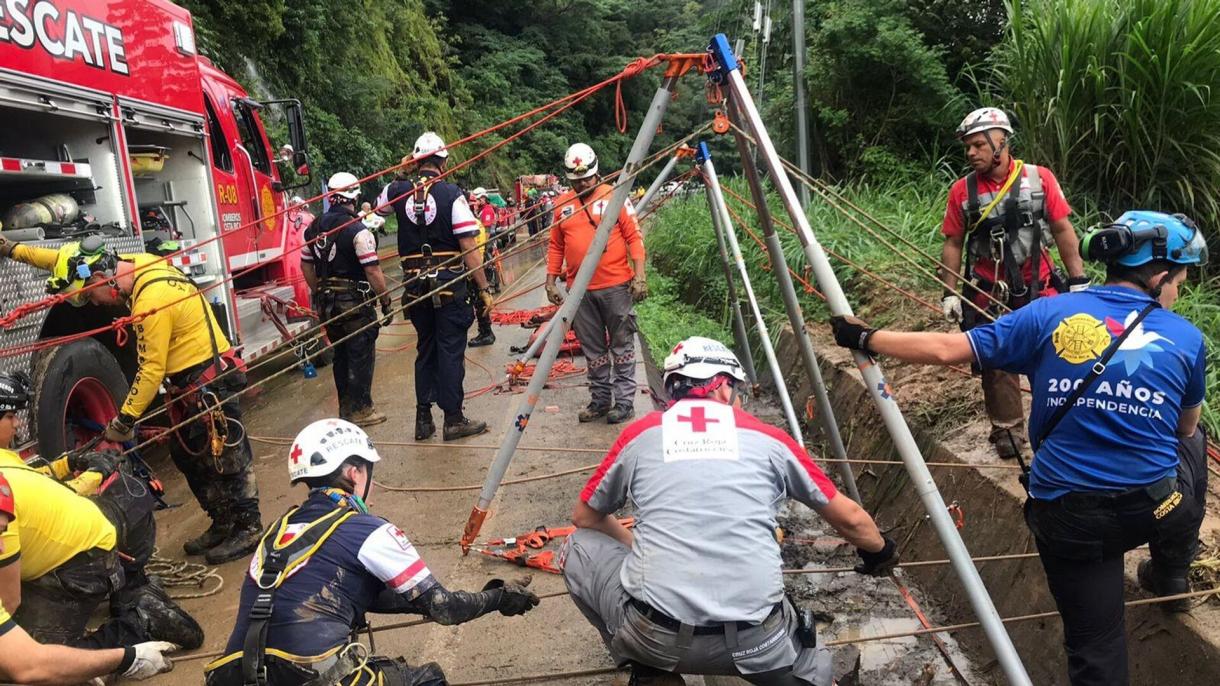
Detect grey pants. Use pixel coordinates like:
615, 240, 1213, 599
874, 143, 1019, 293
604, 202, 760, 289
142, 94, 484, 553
560, 529, 833, 685
572, 283, 637, 408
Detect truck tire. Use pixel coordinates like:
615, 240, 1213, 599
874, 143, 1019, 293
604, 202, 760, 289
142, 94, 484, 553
33, 338, 129, 459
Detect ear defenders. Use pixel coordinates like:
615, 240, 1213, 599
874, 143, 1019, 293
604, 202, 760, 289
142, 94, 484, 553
1080, 223, 1168, 263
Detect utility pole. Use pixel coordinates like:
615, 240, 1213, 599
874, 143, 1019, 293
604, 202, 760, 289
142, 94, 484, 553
792, 0, 811, 208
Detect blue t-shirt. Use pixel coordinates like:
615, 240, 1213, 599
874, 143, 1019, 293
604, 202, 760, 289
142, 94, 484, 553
966, 286, 1206, 499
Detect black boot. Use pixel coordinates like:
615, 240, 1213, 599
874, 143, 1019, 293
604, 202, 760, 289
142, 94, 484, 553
183, 520, 232, 557
204, 514, 263, 565
415, 405, 436, 440
443, 416, 487, 441
469, 331, 496, 347
607, 403, 635, 425
1138, 559, 1191, 612
122, 578, 205, 649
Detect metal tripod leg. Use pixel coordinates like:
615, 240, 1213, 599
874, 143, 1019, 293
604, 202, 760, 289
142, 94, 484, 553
708, 34, 1031, 685
703, 183, 759, 384
727, 100, 861, 504
638, 151, 681, 216
460, 76, 680, 550
700, 148, 803, 442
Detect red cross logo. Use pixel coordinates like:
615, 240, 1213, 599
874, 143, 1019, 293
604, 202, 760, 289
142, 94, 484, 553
677, 406, 719, 433
290, 444, 303, 464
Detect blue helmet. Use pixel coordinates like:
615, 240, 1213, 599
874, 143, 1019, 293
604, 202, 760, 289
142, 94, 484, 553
1081, 210, 1208, 267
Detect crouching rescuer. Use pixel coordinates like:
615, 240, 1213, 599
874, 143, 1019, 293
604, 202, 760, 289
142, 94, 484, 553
0, 235, 262, 564
560, 337, 898, 685
204, 418, 540, 686
302, 172, 393, 427
830, 211, 1208, 686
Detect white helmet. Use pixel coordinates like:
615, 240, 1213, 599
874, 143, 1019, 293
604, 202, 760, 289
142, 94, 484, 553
326, 172, 361, 201
288, 418, 381, 484
471, 187, 488, 199
563, 142, 598, 180
413, 131, 449, 160
956, 107, 1013, 139
662, 336, 748, 388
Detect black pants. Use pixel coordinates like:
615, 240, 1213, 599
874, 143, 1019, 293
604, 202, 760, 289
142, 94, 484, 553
1024, 431, 1207, 685
406, 281, 472, 418
327, 313, 379, 416
14, 548, 146, 649
167, 366, 260, 527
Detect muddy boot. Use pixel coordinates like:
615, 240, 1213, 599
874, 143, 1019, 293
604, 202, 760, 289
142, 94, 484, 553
350, 407, 388, 427
469, 331, 496, 347
989, 427, 1025, 461
183, 520, 232, 557
415, 405, 436, 440
205, 515, 262, 565
1138, 559, 1191, 612
607, 403, 635, 425
126, 579, 205, 649
443, 415, 487, 441
578, 403, 610, 423
627, 663, 685, 686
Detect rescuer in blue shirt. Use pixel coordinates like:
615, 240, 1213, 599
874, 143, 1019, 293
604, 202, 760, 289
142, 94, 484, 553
828, 211, 1208, 686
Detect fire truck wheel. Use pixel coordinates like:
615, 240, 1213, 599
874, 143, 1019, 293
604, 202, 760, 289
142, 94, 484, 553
33, 337, 130, 458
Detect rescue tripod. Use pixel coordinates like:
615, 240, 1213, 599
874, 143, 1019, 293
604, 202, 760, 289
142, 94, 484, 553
459, 35, 1033, 686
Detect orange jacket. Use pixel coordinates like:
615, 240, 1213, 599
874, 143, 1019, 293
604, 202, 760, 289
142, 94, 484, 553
547, 184, 645, 290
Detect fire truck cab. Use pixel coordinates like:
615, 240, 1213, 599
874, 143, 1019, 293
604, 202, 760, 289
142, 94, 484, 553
0, 0, 317, 458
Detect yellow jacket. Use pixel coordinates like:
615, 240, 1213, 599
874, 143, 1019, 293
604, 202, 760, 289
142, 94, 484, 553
0, 448, 102, 496
12, 246, 231, 418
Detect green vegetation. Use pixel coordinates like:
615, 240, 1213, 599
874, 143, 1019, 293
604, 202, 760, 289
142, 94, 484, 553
635, 271, 730, 358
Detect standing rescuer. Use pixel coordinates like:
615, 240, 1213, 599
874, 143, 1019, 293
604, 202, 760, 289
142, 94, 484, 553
940, 107, 1087, 460
203, 418, 540, 686
561, 337, 897, 685
0, 234, 263, 564
830, 211, 1208, 686
547, 142, 648, 425
302, 172, 392, 427
377, 132, 493, 442
0, 471, 177, 684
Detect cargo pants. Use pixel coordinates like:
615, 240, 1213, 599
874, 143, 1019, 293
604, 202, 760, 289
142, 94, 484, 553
571, 283, 637, 411
560, 529, 833, 685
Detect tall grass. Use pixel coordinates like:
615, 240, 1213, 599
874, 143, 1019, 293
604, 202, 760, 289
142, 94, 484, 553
993, 0, 1220, 231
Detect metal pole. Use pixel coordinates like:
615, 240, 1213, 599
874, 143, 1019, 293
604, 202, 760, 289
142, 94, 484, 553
699, 144, 803, 442
702, 178, 759, 383
708, 34, 1032, 685
792, 0, 811, 208
638, 151, 681, 216
461, 77, 679, 551
727, 101, 861, 504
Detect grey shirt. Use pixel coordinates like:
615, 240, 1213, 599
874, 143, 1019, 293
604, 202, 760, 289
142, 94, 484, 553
581, 399, 838, 624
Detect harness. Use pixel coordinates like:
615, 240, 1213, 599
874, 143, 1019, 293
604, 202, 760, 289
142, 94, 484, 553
400, 175, 463, 309
130, 268, 243, 460
311, 210, 377, 326
962, 162, 1051, 308
241, 502, 360, 686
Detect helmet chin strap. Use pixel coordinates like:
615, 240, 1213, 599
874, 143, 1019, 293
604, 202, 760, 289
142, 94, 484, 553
985, 132, 1008, 174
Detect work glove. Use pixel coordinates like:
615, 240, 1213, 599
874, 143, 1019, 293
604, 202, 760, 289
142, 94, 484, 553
478, 288, 496, 318
854, 536, 899, 577
68, 450, 120, 479
0, 236, 14, 259
103, 415, 136, 443
544, 281, 564, 306
121, 641, 178, 680
629, 275, 649, 303
941, 295, 963, 324
380, 297, 394, 325
1067, 276, 1090, 293
483, 575, 540, 616
829, 315, 877, 354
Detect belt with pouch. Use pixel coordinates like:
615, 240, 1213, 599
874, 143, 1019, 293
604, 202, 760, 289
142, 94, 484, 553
628, 598, 782, 635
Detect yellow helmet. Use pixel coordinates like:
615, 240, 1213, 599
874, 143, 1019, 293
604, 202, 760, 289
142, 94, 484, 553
45, 236, 119, 307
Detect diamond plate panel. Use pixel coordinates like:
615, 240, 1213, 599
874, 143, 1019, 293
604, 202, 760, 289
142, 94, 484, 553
0, 235, 145, 447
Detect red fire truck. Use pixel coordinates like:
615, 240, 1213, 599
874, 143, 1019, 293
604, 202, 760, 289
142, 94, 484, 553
0, 0, 319, 458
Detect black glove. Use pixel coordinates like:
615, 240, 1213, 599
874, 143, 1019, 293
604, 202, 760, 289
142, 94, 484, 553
1066, 275, 1090, 293
854, 536, 899, 576
380, 297, 394, 324
68, 450, 120, 478
482, 576, 539, 616
830, 315, 877, 353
